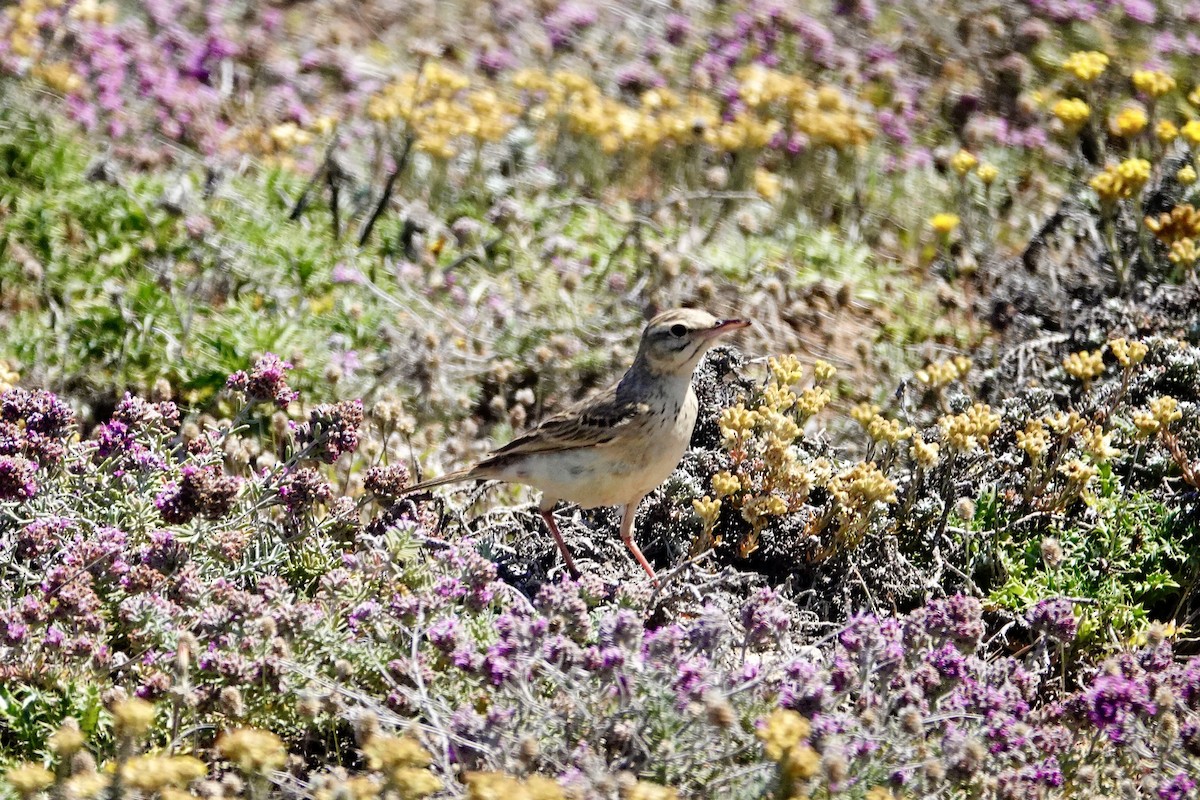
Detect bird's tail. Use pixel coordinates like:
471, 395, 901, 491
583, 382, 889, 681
400, 467, 477, 495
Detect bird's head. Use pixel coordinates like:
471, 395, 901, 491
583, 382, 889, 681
635, 308, 751, 377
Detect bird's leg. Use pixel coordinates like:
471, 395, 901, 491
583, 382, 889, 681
539, 506, 580, 578
619, 498, 658, 584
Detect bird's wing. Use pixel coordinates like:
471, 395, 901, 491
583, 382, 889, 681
484, 383, 648, 458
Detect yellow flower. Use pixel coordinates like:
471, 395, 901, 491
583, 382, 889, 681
1157, 120, 1179, 143
216, 729, 287, 774
758, 709, 811, 761
112, 698, 156, 740
1109, 337, 1148, 368
120, 756, 207, 793
1150, 395, 1182, 428
1090, 159, 1151, 202
4, 764, 54, 798
755, 168, 782, 200
795, 386, 832, 417
1052, 98, 1090, 128
1110, 106, 1148, 138
1132, 69, 1176, 98
910, 439, 940, 468
362, 735, 433, 771
977, 163, 999, 185
711, 471, 742, 497
1178, 164, 1197, 185
1062, 51, 1109, 82
783, 744, 821, 781
1062, 348, 1105, 386
625, 781, 678, 800
719, 403, 759, 446
693, 496, 722, 527
768, 354, 804, 386
1181, 120, 1200, 146
813, 359, 837, 382
1015, 419, 1049, 460
1082, 425, 1120, 463
950, 149, 978, 176
928, 213, 960, 235
49, 720, 85, 758
1169, 238, 1200, 265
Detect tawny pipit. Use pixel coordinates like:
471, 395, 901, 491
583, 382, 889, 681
401, 309, 751, 581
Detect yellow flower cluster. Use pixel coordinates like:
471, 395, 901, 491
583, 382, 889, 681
1109, 338, 1148, 369
1169, 238, 1200, 266
1045, 410, 1088, 437
370, 63, 518, 159
1062, 51, 1110, 82
112, 698, 156, 740
1109, 106, 1147, 138
1081, 425, 1120, 463
977, 163, 999, 185
624, 781, 678, 800
236, 117, 336, 165
769, 354, 804, 386
69, 0, 117, 23
4, 764, 54, 798
719, 403, 759, 448
939, 403, 1001, 452
1178, 165, 1198, 185
1016, 419, 1050, 460
757, 709, 820, 783
120, 756, 206, 793
1058, 458, 1099, 489
464, 772, 565, 800
1062, 348, 1105, 386
828, 461, 897, 508
1089, 159, 1151, 202
1133, 396, 1183, 437
5, 0, 50, 59
737, 66, 874, 151
1157, 120, 1179, 143
910, 439, 940, 468
950, 149, 978, 176
1145, 204, 1200, 244
1132, 69, 1176, 98
1183, 120, 1200, 146
693, 495, 722, 527
928, 213, 960, 235
31, 61, 81, 93
850, 402, 880, 427
1052, 98, 1090, 129
866, 415, 914, 444
359, 735, 441, 798
216, 728, 287, 774
915, 356, 971, 389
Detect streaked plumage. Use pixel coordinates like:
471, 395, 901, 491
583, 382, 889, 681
400, 308, 751, 582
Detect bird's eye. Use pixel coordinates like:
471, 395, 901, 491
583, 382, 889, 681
669, 324, 688, 337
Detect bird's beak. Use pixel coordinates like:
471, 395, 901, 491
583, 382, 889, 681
699, 318, 752, 339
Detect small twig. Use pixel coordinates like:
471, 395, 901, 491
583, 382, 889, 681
358, 133, 416, 248
326, 155, 342, 241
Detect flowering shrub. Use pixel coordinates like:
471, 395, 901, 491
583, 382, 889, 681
2, 0, 1200, 796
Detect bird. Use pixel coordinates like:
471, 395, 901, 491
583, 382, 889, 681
399, 308, 751, 582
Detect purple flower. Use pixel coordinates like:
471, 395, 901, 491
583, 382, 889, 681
276, 468, 332, 515
1159, 774, 1196, 800
740, 587, 791, 648
228, 353, 298, 408
330, 262, 364, 285
155, 464, 240, 524
293, 400, 363, 463
1083, 672, 1157, 744
0, 456, 38, 500
1025, 598, 1077, 643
